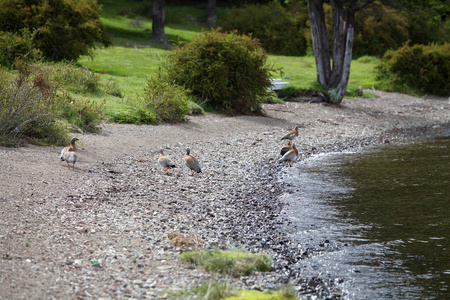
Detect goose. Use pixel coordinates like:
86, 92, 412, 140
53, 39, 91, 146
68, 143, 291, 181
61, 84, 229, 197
280, 140, 293, 156
60, 137, 79, 161
280, 143, 299, 167
280, 125, 300, 141
63, 147, 77, 169
184, 147, 202, 176
158, 149, 176, 175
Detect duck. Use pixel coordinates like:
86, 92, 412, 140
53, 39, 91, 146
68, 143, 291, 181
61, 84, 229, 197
158, 149, 176, 175
184, 147, 202, 176
63, 147, 77, 169
280, 143, 299, 167
60, 137, 79, 161
280, 140, 293, 156
280, 125, 300, 141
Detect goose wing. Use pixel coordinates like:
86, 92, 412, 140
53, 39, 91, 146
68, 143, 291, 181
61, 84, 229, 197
185, 155, 201, 173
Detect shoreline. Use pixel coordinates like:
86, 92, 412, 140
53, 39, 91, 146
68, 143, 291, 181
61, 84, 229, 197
1, 91, 449, 299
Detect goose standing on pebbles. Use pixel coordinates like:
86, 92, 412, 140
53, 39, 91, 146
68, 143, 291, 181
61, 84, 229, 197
280, 125, 300, 141
63, 148, 77, 169
184, 147, 202, 176
158, 149, 176, 175
60, 137, 79, 161
280, 140, 293, 156
280, 143, 299, 167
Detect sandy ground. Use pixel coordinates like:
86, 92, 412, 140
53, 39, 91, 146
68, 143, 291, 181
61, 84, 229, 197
0, 91, 449, 299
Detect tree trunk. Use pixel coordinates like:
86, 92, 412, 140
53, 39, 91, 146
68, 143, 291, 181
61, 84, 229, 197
152, 0, 171, 47
207, 0, 217, 28
307, 0, 356, 104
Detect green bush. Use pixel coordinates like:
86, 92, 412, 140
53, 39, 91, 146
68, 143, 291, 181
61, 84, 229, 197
354, 2, 409, 57
163, 28, 280, 115
59, 95, 105, 133
376, 43, 450, 96
0, 28, 43, 68
0, 0, 111, 62
44, 62, 102, 94
141, 73, 190, 123
0, 60, 67, 146
219, 2, 308, 56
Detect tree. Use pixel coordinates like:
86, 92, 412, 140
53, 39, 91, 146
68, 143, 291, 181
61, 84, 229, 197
308, 0, 374, 104
152, 0, 171, 47
207, 0, 217, 27
0, 0, 111, 62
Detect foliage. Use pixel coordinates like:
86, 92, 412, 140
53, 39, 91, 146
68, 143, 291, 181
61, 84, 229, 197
141, 72, 190, 123
0, 28, 43, 68
0, 0, 111, 62
179, 249, 272, 277
45, 62, 103, 94
108, 106, 157, 125
376, 43, 450, 96
0, 60, 67, 146
163, 28, 280, 115
224, 289, 297, 300
59, 94, 105, 133
354, 2, 409, 57
172, 280, 237, 300
219, 2, 309, 56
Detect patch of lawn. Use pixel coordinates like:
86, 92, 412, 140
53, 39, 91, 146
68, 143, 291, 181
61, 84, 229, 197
224, 290, 298, 300
179, 249, 272, 277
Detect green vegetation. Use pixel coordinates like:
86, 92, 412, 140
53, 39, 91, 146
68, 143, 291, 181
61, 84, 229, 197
163, 28, 279, 114
0, 61, 66, 146
179, 249, 272, 277
219, 2, 309, 56
377, 43, 450, 96
2, 0, 447, 146
168, 279, 238, 300
168, 279, 297, 300
0, 0, 111, 61
224, 289, 297, 300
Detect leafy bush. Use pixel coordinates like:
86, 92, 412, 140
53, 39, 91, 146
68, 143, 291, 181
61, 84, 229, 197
0, 0, 111, 62
45, 62, 102, 94
0, 28, 43, 68
354, 2, 409, 57
141, 73, 190, 123
163, 28, 280, 115
59, 95, 105, 133
0, 60, 67, 146
219, 2, 308, 56
376, 43, 450, 96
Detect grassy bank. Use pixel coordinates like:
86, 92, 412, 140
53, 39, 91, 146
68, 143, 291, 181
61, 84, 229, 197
77, 0, 378, 118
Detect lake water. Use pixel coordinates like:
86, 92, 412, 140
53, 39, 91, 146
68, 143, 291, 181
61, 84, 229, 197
278, 136, 450, 299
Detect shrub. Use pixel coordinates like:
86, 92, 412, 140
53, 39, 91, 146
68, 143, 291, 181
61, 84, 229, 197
163, 28, 280, 115
219, 2, 308, 56
0, 28, 43, 68
59, 94, 105, 133
141, 73, 190, 123
376, 43, 450, 96
45, 62, 102, 94
0, 60, 67, 146
353, 2, 409, 57
0, 0, 111, 62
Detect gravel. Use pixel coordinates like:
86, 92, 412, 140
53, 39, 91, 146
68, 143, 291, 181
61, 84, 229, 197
1, 90, 449, 299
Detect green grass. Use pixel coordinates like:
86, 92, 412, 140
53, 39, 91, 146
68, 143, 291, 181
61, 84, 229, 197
179, 249, 272, 277
76, 0, 380, 121
224, 290, 298, 300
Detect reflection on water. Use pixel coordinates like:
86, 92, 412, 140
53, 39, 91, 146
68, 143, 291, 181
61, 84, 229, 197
278, 136, 450, 299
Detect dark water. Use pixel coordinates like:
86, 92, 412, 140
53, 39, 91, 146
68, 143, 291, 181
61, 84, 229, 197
278, 136, 450, 299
